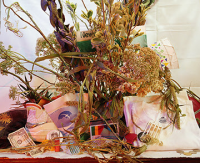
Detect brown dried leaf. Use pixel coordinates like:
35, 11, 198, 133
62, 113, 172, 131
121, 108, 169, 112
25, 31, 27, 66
193, 149, 200, 152
189, 151, 197, 154
176, 150, 184, 154
183, 152, 192, 156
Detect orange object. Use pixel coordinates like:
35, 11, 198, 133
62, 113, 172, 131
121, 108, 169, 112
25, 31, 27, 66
51, 95, 62, 100
54, 139, 60, 152
38, 98, 50, 107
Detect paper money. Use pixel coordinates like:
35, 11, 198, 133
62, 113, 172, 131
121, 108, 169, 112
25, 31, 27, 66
8, 127, 36, 148
29, 147, 44, 157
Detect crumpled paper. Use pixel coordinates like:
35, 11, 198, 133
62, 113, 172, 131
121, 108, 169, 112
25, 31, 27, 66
149, 38, 179, 69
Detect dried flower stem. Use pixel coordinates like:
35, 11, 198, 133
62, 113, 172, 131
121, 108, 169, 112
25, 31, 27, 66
1, 50, 54, 85
101, 0, 105, 28
92, 108, 124, 145
81, 0, 88, 12
1, 69, 40, 97
1, 48, 61, 85
2, 0, 68, 68
58, 0, 63, 14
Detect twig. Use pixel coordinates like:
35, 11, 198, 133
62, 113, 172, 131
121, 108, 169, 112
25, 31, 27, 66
1, 49, 55, 85
1, 69, 41, 98
92, 108, 123, 144
101, 0, 105, 28
81, 0, 88, 12
2, 0, 68, 68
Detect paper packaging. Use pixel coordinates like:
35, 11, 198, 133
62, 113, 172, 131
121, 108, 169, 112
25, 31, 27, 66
25, 103, 57, 142
123, 91, 200, 151
61, 140, 80, 155
90, 119, 119, 140
149, 38, 179, 69
44, 93, 88, 136
77, 30, 96, 52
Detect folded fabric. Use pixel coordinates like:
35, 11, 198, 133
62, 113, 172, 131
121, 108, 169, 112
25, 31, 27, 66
0, 109, 27, 149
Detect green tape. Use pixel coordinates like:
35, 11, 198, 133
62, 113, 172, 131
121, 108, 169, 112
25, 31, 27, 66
131, 35, 147, 47
91, 126, 95, 136
77, 40, 96, 52
115, 34, 147, 48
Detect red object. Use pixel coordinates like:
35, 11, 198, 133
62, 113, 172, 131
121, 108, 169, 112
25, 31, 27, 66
54, 139, 60, 152
188, 96, 200, 119
125, 133, 137, 144
51, 94, 62, 100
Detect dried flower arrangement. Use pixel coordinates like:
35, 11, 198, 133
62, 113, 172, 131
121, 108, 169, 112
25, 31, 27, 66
0, 0, 200, 162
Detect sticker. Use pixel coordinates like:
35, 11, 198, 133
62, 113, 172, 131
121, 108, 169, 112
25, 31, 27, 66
46, 130, 63, 142
159, 117, 167, 123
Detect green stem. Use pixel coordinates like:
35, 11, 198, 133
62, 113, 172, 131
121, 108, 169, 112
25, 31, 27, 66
2, 69, 41, 98
2, 0, 68, 68
92, 108, 127, 149
78, 63, 94, 112
2, 49, 57, 85
58, 0, 63, 14
16, 54, 62, 78
81, 0, 88, 12
76, 15, 89, 30
101, 0, 105, 29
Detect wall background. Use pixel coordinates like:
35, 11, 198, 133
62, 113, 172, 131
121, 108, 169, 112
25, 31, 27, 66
0, 0, 200, 113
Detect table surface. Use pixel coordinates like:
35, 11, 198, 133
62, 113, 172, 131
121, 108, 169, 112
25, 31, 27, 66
0, 157, 200, 163
0, 150, 200, 163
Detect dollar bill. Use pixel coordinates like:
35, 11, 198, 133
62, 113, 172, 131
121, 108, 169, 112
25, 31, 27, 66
29, 147, 44, 157
8, 127, 36, 148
